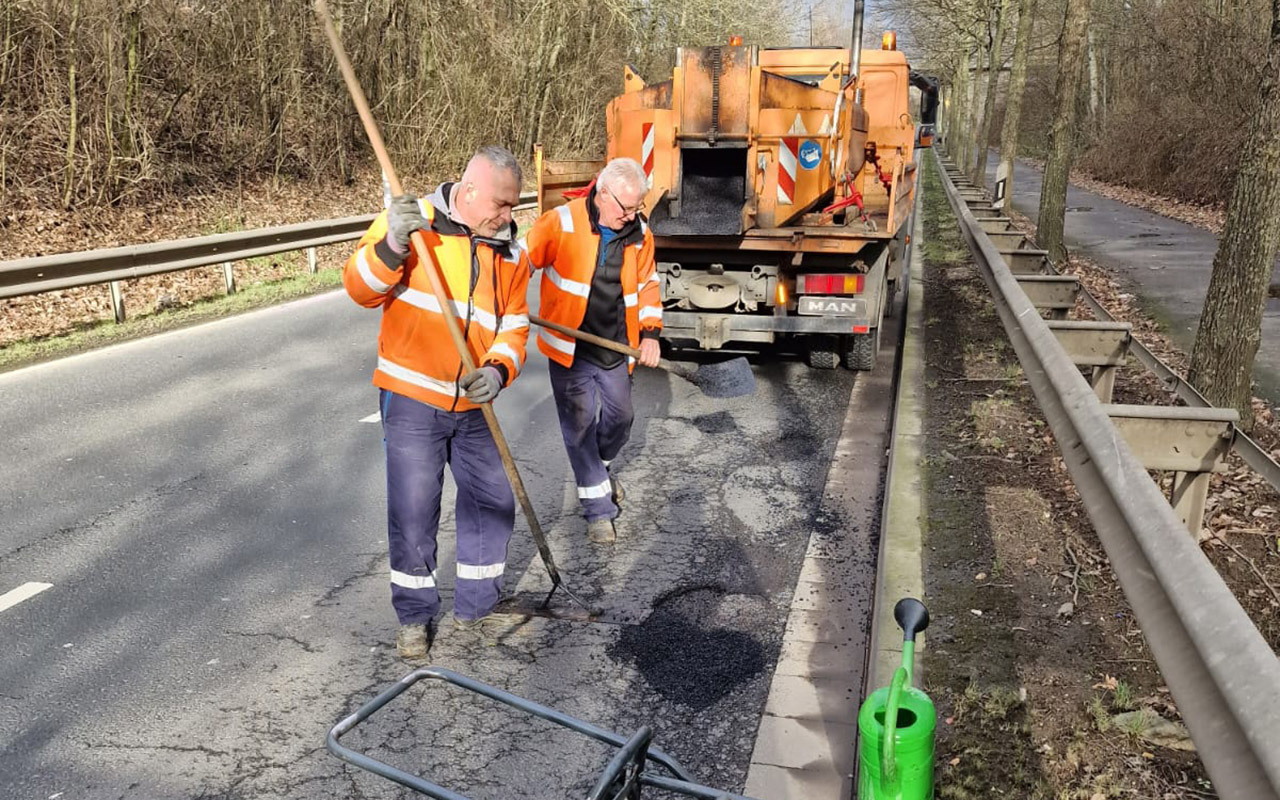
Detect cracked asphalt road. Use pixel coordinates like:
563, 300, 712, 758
0, 288, 874, 799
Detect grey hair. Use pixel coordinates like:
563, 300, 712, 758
597, 157, 647, 196
471, 145, 523, 185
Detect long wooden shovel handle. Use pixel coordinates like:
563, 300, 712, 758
315, 0, 563, 585
529, 315, 686, 375
530, 315, 642, 358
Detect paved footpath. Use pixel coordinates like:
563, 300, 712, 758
983, 156, 1280, 398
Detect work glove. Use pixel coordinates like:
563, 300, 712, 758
460, 366, 503, 404
385, 193, 427, 255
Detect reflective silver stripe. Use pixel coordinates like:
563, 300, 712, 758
539, 329, 576, 355
457, 562, 505, 580
639, 306, 663, 321
556, 204, 575, 233
357, 247, 393, 294
578, 477, 612, 499
501, 313, 530, 330
469, 305, 499, 331
377, 356, 458, 397
603, 458, 613, 467
546, 266, 591, 298
640, 219, 649, 235
392, 285, 443, 313
393, 287, 498, 331
390, 568, 437, 589
488, 342, 523, 372
624, 292, 638, 307
643, 272, 660, 287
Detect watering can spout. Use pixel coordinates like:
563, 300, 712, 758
894, 597, 930, 641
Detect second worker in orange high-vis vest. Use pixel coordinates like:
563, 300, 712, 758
525, 158, 662, 544
343, 146, 533, 660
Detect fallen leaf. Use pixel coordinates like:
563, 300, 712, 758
949, 757, 961, 766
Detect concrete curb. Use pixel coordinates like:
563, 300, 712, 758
865, 208, 928, 695
741, 213, 923, 799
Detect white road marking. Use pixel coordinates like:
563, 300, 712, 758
359, 412, 380, 423
0, 582, 54, 613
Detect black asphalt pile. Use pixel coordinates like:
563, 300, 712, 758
610, 585, 768, 711
688, 358, 755, 398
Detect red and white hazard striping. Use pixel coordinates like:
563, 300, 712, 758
641, 122, 655, 187
777, 137, 799, 205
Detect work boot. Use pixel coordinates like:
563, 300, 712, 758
588, 518, 616, 544
452, 611, 531, 640
395, 623, 430, 660
610, 474, 625, 509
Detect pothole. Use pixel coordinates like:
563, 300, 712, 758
609, 585, 770, 710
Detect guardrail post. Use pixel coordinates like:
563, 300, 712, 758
1016, 275, 1079, 320
986, 230, 1029, 251
108, 281, 126, 323
307, 247, 318, 274
1000, 249, 1051, 274
222, 261, 236, 295
1103, 404, 1238, 536
1047, 321, 1132, 402
977, 217, 1015, 235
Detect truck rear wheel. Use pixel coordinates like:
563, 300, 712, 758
806, 336, 840, 369
844, 330, 878, 371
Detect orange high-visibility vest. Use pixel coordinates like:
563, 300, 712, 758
525, 197, 661, 370
343, 199, 530, 412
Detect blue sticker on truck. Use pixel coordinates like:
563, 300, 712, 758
798, 139, 822, 170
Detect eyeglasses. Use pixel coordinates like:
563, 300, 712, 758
604, 186, 644, 218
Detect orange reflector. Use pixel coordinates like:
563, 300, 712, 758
852, 325, 871, 334
776, 281, 788, 306
882, 31, 897, 50
729, 35, 743, 46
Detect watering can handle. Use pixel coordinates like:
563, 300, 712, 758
881, 666, 908, 787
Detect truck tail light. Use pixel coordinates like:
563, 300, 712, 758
776, 280, 789, 306
796, 274, 865, 294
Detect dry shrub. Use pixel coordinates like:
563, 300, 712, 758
0, 0, 793, 212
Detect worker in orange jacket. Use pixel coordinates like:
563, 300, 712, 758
343, 146, 531, 659
525, 158, 662, 544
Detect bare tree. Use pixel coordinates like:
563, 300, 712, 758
973, 0, 1013, 184
1187, 0, 1280, 425
994, 0, 1036, 207
1036, 0, 1091, 263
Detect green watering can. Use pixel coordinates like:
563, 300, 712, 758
857, 598, 936, 799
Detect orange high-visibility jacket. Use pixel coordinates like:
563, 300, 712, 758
343, 189, 530, 413
525, 195, 661, 371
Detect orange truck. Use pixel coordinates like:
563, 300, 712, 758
535, 2, 937, 370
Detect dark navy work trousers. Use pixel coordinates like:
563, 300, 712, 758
380, 390, 514, 624
548, 359, 634, 522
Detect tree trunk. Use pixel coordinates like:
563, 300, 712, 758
964, 40, 986, 173
974, 0, 1013, 185
1087, 27, 1100, 123
997, 0, 1036, 206
1036, 0, 1092, 263
1188, 0, 1280, 427
63, 0, 81, 209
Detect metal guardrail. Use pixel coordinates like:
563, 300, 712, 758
935, 151, 1280, 800
0, 191, 537, 318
